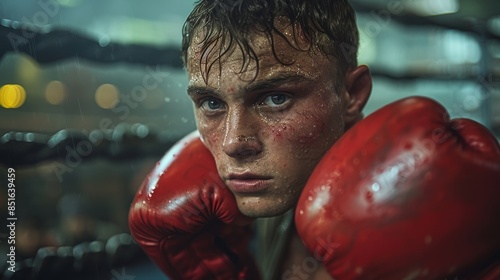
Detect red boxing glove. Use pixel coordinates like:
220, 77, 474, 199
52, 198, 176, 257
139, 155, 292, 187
295, 96, 500, 279
128, 131, 260, 280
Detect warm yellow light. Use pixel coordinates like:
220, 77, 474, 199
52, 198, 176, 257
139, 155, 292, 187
95, 84, 120, 109
45, 81, 66, 105
0, 84, 26, 109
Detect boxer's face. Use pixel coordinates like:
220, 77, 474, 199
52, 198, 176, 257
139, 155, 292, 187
187, 27, 368, 218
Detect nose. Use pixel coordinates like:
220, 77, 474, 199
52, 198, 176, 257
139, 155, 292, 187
222, 110, 262, 159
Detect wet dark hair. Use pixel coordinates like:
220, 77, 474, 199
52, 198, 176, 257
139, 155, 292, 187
181, 0, 359, 82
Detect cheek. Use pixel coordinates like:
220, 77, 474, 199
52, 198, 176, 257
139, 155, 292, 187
196, 117, 221, 150
202, 131, 221, 150
265, 110, 337, 151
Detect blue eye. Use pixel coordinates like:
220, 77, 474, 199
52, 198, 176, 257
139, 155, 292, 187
263, 94, 289, 107
201, 99, 223, 110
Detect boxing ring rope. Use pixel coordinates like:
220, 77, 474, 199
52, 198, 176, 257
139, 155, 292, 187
2, 233, 144, 280
1, 126, 178, 280
0, 125, 177, 168
0, 20, 183, 68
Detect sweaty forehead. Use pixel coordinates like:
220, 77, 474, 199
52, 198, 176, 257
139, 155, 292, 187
186, 27, 330, 89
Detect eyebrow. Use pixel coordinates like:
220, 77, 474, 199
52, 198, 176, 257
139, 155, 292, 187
245, 73, 312, 93
187, 85, 220, 98
187, 73, 312, 98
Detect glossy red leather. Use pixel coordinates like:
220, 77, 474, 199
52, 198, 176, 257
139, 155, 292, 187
129, 131, 259, 280
296, 96, 500, 279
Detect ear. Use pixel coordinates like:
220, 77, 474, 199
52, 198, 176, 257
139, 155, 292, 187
343, 65, 372, 130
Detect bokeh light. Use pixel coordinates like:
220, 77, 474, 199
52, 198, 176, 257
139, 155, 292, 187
0, 84, 27, 109
95, 84, 120, 109
45, 81, 67, 105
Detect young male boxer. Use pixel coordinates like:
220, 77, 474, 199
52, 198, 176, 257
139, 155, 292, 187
129, 0, 500, 279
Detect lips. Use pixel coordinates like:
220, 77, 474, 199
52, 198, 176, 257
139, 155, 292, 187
225, 172, 272, 193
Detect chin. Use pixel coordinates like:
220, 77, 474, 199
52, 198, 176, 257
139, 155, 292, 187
235, 195, 295, 218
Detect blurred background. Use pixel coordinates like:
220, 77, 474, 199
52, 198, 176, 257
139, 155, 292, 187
0, 0, 499, 279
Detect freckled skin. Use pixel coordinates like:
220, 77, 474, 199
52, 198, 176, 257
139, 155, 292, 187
186, 29, 360, 218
